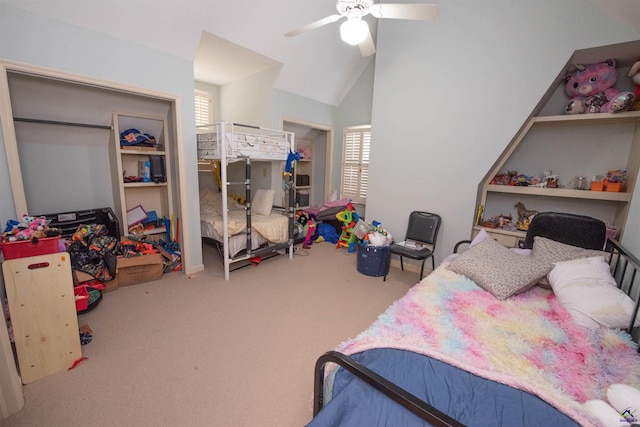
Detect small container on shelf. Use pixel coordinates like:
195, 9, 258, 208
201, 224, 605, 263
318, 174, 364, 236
606, 181, 622, 192
591, 181, 605, 191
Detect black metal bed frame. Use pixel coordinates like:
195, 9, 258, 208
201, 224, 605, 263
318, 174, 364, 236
312, 237, 640, 425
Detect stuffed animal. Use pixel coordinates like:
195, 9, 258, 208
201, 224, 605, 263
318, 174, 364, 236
14, 215, 48, 241
563, 59, 635, 114
627, 60, 640, 111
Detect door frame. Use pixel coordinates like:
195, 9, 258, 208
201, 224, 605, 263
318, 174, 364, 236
0, 60, 189, 412
281, 117, 334, 203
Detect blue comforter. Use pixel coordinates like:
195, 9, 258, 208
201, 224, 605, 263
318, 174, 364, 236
307, 348, 578, 427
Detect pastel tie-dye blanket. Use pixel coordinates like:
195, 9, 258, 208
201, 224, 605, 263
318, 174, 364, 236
336, 266, 640, 426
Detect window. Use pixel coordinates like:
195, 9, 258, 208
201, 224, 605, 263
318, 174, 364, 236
194, 90, 212, 126
341, 125, 370, 204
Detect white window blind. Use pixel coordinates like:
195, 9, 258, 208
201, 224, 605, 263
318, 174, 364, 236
194, 90, 212, 127
341, 126, 371, 204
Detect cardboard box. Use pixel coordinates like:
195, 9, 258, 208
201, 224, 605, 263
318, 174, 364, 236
115, 253, 164, 287
73, 270, 119, 293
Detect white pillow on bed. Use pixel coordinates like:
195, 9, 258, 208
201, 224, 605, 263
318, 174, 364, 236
252, 189, 275, 216
447, 238, 552, 300
607, 384, 640, 422
583, 400, 627, 426
548, 256, 638, 329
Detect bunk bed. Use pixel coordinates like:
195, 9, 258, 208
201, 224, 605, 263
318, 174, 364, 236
197, 122, 296, 280
308, 213, 640, 427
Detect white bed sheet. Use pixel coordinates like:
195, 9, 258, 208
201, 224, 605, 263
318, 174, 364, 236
199, 191, 289, 257
200, 220, 267, 257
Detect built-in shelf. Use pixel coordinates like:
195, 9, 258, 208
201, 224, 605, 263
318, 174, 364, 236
475, 40, 640, 244
110, 111, 173, 239
486, 185, 631, 202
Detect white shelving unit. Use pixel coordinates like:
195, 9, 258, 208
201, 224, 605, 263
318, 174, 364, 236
293, 138, 314, 209
475, 40, 640, 247
110, 112, 173, 240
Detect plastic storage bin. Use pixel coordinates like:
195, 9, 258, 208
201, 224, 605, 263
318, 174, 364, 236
356, 242, 391, 278
1, 236, 61, 260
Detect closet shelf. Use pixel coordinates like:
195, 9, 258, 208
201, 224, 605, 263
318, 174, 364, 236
123, 182, 168, 188
13, 117, 111, 130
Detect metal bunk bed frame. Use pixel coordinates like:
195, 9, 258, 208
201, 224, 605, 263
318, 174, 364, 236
197, 121, 296, 280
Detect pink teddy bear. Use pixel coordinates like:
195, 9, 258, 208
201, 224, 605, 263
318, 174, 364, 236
564, 59, 635, 114
15, 215, 48, 241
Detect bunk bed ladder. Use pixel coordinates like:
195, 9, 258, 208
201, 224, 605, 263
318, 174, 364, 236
244, 157, 253, 260
220, 121, 231, 280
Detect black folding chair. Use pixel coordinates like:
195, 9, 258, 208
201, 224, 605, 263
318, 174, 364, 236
388, 211, 442, 281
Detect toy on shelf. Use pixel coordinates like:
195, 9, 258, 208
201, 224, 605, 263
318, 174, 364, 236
490, 170, 517, 185
543, 170, 559, 188
336, 203, 359, 253
515, 202, 538, 230
481, 214, 513, 230
563, 59, 635, 114
628, 60, 640, 111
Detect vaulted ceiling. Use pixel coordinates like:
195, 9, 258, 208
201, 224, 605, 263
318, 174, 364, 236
2, 0, 640, 106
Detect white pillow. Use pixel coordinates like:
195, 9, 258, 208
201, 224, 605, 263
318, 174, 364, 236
548, 256, 638, 329
607, 384, 640, 422
252, 189, 275, 216
583, 400, 628, 426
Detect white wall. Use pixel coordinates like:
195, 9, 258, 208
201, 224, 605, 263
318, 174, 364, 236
220, 67, 281, 127
334, 61, 375, 197
367, 0, 640, 263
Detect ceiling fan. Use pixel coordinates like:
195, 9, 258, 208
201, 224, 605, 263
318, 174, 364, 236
285, 0, 439, 57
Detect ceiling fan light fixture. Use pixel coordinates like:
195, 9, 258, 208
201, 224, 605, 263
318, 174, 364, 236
340, 18, 368, 45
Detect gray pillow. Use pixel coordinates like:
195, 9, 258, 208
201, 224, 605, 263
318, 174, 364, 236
532, 236, 611, 265
447, 238, 552, 300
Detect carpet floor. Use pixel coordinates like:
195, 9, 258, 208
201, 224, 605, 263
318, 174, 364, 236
1, 241, 421, 427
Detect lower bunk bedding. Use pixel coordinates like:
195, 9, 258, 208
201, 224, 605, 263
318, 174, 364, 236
200, 189, 290, 257
309, 233, 640, 426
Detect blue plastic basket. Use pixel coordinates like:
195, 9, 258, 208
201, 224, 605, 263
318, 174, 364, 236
356, 243, 391, 277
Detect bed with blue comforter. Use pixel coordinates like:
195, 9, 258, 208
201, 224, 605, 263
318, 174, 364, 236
307, 213, 640, 427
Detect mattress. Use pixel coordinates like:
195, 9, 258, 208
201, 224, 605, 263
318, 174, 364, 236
200, 219, 266, 257
199, 191, 289, 257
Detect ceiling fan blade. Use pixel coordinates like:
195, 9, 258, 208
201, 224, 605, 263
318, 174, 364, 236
359, 26, 376, 57
285, 14, 343, 37
369, 3, 439, 21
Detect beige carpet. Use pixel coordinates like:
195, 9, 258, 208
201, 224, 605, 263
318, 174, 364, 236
1, 241, 421, 427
